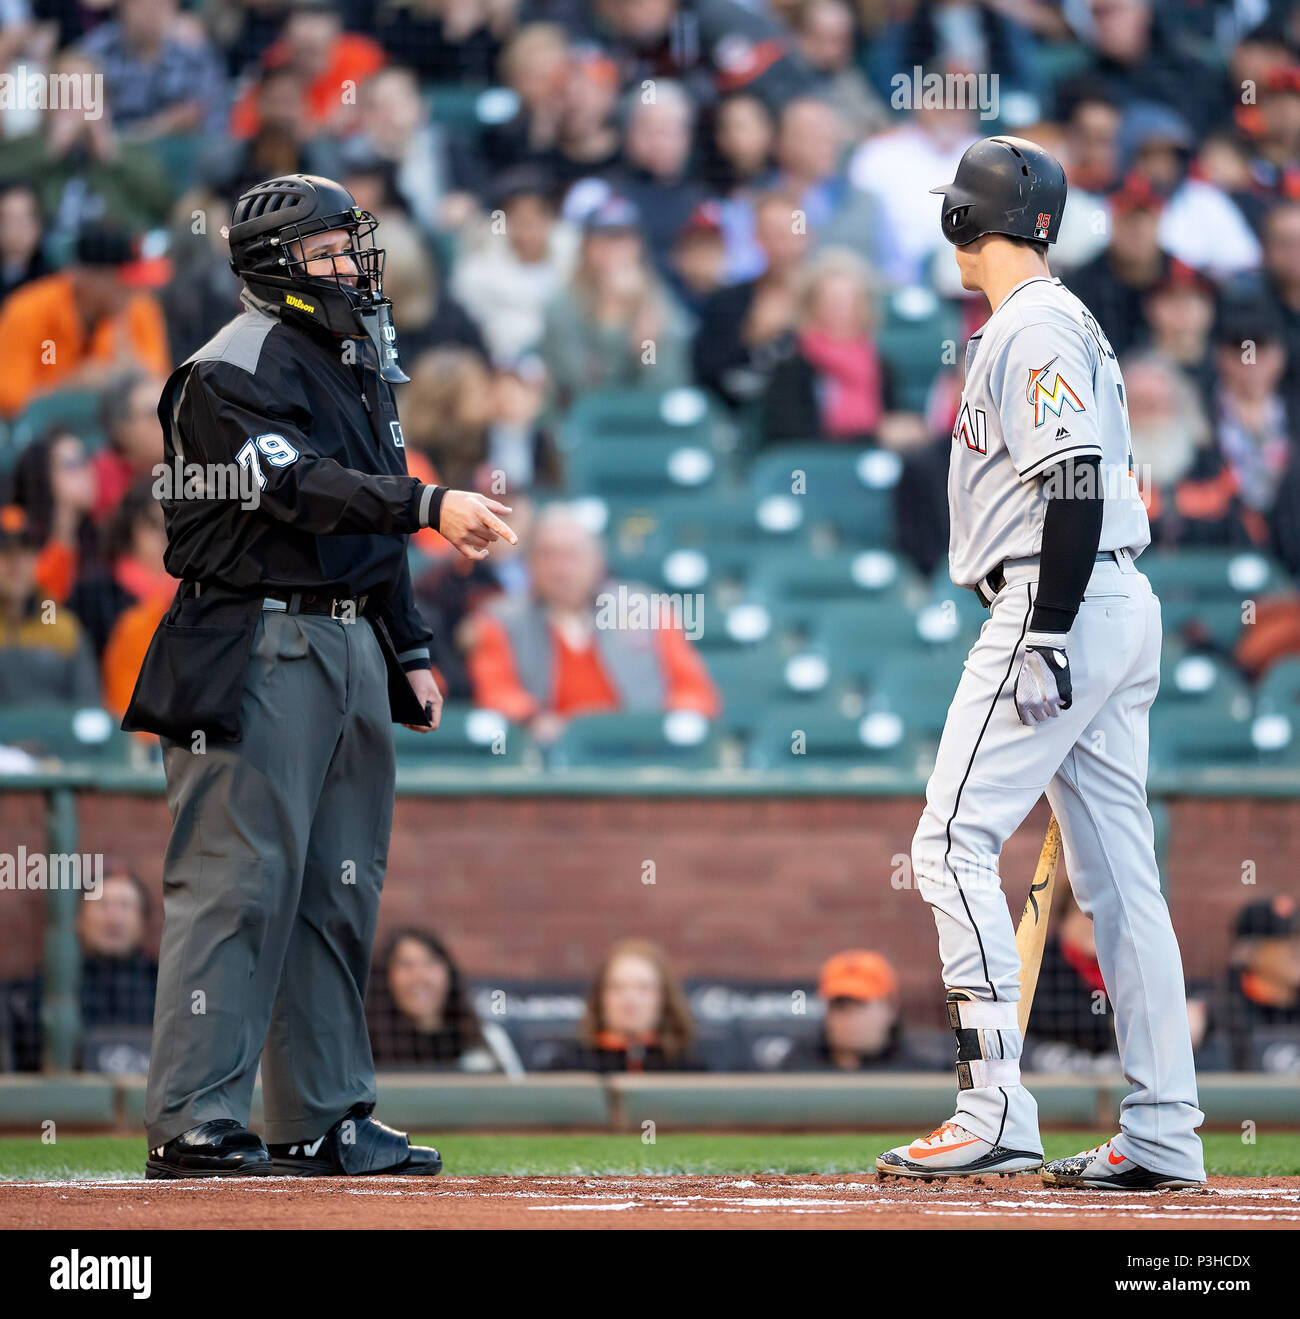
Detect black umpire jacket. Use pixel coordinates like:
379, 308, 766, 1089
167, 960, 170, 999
123, 291, 434, 740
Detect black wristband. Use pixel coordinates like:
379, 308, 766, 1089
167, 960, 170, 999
421, 484, 447, 532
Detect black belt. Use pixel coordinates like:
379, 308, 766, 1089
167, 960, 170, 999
975, 550, 1121, 609
262, 590, 370, 619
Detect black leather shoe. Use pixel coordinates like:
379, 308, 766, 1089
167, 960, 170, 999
269, 1104, 441, 1177
145, 1119, 273, 1179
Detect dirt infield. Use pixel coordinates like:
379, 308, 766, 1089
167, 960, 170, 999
4, 1174, 1299, 1230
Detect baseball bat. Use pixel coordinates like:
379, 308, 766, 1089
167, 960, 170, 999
1014, 814, 1063, 1035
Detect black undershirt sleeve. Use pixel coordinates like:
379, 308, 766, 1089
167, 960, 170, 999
1030, 456, 1104, 634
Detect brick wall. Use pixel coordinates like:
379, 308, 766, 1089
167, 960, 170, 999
0, 791, 1291, 1017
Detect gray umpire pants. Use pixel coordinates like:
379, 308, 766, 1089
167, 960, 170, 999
144, 609, 395, 1148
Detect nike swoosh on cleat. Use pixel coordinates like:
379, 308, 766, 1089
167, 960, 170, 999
1108, 1149, 1126, 1165
908, 1138, 980, 1159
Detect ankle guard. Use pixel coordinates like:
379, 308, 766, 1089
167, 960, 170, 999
947, 990, 1021, 1090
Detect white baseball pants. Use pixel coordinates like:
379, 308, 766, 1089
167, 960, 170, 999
912, 551, 1205, 1180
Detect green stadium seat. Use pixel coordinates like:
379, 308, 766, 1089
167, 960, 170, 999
11, 389, 106, 455
566, 434, 719, 500
603, 491, 811, 593
747, 444, 898, 545
704, 643, 837, 736
561, 387, 716, 449
877, 286, 961, 412
1145, 547, 1288, 592
868, 649, 967, 737
802, 599, 936, 681
1158, 652, 1252, 721
747, 705, 922, 771
426, 84, 516, 132
392, 706, 524, 769
748, 546, 910, 614
549, 711, 720, 769
1256, 658, 1300, 716
0, 704, 129, 765
1147, 704, 1258, 772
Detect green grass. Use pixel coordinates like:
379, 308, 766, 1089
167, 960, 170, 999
2, 1131, 1298, 1181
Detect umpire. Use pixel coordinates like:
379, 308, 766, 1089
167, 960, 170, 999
125, 175, 515, 1178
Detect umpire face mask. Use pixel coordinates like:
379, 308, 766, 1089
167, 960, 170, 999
226, 175, 410, 383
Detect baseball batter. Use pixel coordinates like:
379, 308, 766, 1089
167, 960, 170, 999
876, 138, 1205, 1189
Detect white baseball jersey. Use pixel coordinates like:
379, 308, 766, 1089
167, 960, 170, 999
947, 276, 1150, 588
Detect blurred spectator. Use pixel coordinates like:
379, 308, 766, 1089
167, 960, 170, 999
1118, 104, 1260, 278
1026, 892, 1118, 1056
848, 103, 977, 287
1070, 0, 1233, 138
399, 346, 495, 491
0, 52, 176, 239
700, 92, 775, 281
1053, 92, 1122, 270
0, 180, 50, 301
379, 218, 486, 360
198, 64, 343, 201
540, 195, 692, 412
9, 428, 101, 606
158, 200, 244, 364
450, 166, 577, 361
868, 0, 1042, 102
1064, 172, 1165, 359
780, 950, 936, 1071
693, 190, 807, 409
95, 482, 177, 716
340, 66, 456, 235
1254, 201, 1300, 416
1211, 299, 1296, 551
551, 44, 622, 192
1124, 353, 1252, 553
761, 245, 888, 444
79, 0, 228, 141
0, 225, 170, 421
474, 22, 571, 185
4, 864, 157, 1073
1207, 895, 1300, 1071
229, 1, 386, 139
588, 0, 814, 112
794, 0, 888, 140
89, 371, 166, 523
372, 0, 512, 84
366, 927, 509, 1071
609, 81, 706, 276
1139, 262, 1216, 396
763, 95, 878, 264
469, 504, 719, 745
543, 938, 703, 1072
1237, 62, 1300, 202
0, 505, 100, 706
667, 201, 728, 314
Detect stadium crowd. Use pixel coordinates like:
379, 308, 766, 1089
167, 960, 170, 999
2, 0, 1300, 1074
3, 871, 1297, 1074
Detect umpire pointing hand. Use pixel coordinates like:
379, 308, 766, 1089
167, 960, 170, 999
125, 175, 515, 1178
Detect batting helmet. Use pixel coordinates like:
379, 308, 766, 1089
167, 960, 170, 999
930, 137, 1068, 247
225, 174, 408, 382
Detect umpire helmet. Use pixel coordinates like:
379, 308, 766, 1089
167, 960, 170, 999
225, 174, 408, 382
930, 137, 1067, 247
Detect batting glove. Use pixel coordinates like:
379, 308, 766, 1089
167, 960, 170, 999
1014, 631, 1072, 726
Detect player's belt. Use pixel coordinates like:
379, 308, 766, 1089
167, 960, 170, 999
262, 590, 370, 620
972, 550, 1123, 609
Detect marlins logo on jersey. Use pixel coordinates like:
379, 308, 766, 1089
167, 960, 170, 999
1025, 357, 1085, 429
